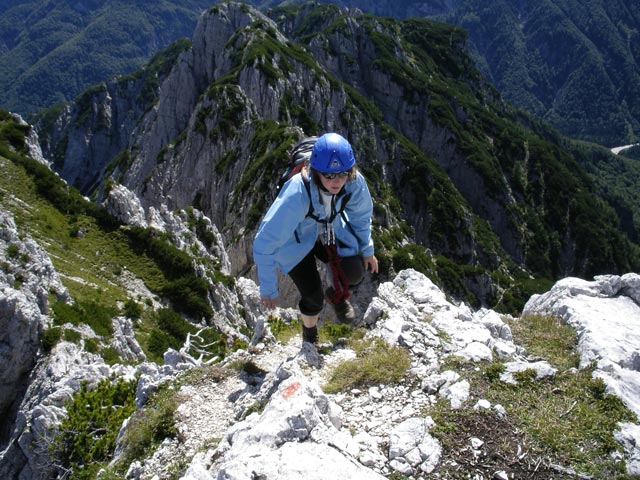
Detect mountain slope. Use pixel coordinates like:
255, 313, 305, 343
5, 0, 640, 147
252, 0, 640, 147
2, 22, 640, 480
35, 2, 640, 314
0, 0, 212, 116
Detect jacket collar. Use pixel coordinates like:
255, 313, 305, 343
308, 175, 348, 221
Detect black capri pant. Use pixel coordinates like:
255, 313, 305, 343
288, 240, 364, 316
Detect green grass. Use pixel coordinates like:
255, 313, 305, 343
267, 315, 301, 345
1, 153, 165, 360
0, 155, 162, 305
319, 322, 358, 345
506, 314, 580, 370
267, 314, 367, 348
134, 308, 226, 364
51, 299, 117, 337
323, 337, 411, 393
111, 384, 179, 474
265, 314, 409, 393
426, 314, 639, 478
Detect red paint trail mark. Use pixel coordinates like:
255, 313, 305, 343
281, 381, 301, 399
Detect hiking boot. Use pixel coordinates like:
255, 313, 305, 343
334, 300, 355, 323
324, 287, 356, 323
300, 341, 321, 367
325, 287, 355, 324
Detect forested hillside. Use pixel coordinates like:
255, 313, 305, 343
249, 0, 640, 148
0, 0, 211, 115
438, 0, 640, 148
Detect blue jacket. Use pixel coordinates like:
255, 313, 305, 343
253, 171, 375, 299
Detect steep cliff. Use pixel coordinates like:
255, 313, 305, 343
3, 89, 640, 479
258, 0, 640, 147
36, 2, 640, 312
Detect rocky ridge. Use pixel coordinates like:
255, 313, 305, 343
120, 269, 640, 480
36, 1, 640, 298
2, 183, 640, 477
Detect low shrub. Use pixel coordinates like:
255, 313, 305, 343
41, 326, 62, 352
113, 386, 178, 472
51, 300, 116, 338
52, 377, 136, 480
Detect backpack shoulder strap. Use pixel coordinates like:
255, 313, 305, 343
335, 192, 352, 215
302, 174, 324, 223
334, 191, 363, 244
302, 176, 360, 245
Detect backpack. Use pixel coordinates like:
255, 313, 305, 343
276, 136, 318, 192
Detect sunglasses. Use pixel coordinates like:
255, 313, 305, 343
321, 171, 350, 180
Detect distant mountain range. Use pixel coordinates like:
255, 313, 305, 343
0, 0, 212, 115
2, 0, 639, 147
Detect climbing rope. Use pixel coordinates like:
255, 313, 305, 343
324, 239, 350, 304
321, 196, 351, 304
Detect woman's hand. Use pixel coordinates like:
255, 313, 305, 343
261, 296, 278, 309
363, 255, 379, 274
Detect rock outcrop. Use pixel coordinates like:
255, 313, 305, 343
0, 210, 69, 431
524, 273, 640, 474
160, 269, 640, 479
3, 188, 640, 478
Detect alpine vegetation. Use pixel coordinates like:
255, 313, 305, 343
1, 2, 640, 480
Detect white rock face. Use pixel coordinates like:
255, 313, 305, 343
388, 417, 441, 475
615, 422, 640, 475
210, 375, 386, 480
1, 341, 113, 479
103, 183, 147, 227
111, 316, 147, 362
9, 113, 48, 165
523, 273, 640, 474
523, 274, 640, 415
0, 210, 70, 430
191, 269, 640, 478
499, 360, 557, 384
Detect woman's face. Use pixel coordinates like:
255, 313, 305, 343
318, 171, 349, 194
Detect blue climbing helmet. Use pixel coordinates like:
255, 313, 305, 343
310, 133, 355, 173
